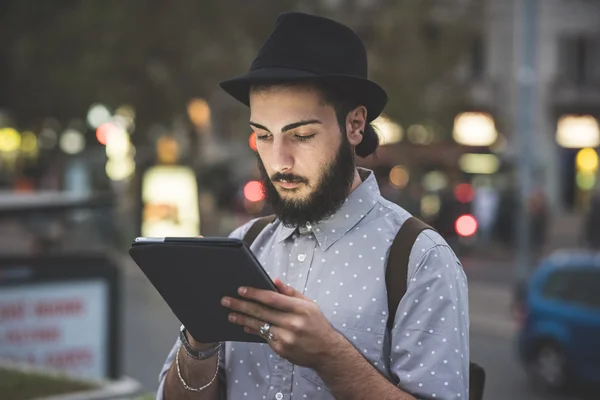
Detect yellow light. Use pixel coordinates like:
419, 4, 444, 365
421, 194, 441, 217
556, 115, 600, 149
0, 128, 21, 152
459, 153, 500, 174
20, 131, 38, 154
187, 98, 211, 128
575, 148, 598, 172
576, 171, 596, 190
373, 114, 403, 145
453, 112, 498, 146
389, 165, 409, 188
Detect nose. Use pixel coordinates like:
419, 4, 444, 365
270, 136, 294, 173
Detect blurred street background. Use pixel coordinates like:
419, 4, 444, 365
2, 0, 600, 399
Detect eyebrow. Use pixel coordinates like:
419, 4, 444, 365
249, 119, 322, 133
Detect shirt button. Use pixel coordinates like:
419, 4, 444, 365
275, 392, 284, 400
297, 254, 306, 262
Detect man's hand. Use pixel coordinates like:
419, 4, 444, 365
221, 279, 342, 369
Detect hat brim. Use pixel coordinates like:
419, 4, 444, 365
219, 67, 388, 122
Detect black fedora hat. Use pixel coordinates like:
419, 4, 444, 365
220, 12, 388, 122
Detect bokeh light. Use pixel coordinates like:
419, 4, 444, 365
407, 125, 434, 145
249, 132, 258, 151
373, 114, 403, 145
96, 122, 120, 146
0, 128, 21, 152
575, 148, 598, 172
454, 183, 475, 203
87, 103, 111, 128
187, 98, 211, 128
421, 194, 441, 217
59, 129, 86, 155
455, 214, 478, 237
389, 165, 409, 188
453, 112, 497, 146
106, 158, 136, 181
244, 180, 265, 202
576, 171, 596, 190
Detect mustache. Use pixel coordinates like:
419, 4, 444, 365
270, 172, 308, 184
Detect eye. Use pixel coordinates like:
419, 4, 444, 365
295, 134, 316, 142
256, 134, 272, 141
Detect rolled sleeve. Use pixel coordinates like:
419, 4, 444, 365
156, 338, 180, 400
389, 241, 470, 400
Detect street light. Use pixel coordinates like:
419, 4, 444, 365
556, 115, 600, 149
452, 112, 498, 146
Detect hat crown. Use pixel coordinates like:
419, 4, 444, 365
251, 12, 368, 78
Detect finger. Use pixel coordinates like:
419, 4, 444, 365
273, 279, 305, 299
244, 325, 286, 346
273, 279, 310, 301
228, 312, 265, 333
244, 326, 260, 336
236, 286, 304, 313
222, 297, 287, 325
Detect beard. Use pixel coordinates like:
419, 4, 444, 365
257, 135, 356, 228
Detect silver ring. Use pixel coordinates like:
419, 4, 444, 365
259, 322, 274, 341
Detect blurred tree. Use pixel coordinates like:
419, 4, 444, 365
0, 0, 481, 142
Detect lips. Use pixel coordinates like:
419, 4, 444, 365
276, 180, 302, 189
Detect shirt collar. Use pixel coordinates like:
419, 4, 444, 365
275, 168, 380, 250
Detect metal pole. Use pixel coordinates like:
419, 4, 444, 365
514, 0, 538, 284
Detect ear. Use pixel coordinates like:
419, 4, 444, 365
345, 106, 367, 147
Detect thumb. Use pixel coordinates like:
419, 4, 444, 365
273, 279, 307, 299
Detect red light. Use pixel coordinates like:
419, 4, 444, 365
455, 214, 478, 237
454, 183, 474, 203
244, 180, 265, 202
96, 122, 117, 145
249, 132, 257, 151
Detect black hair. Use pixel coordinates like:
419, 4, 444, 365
251, 81, 379, 157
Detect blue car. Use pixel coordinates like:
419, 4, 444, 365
515, 251, 600, 390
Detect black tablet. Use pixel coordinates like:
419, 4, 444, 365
128, 237, 277, 344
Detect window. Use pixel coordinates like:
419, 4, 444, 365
469, 35, 485, 80
542, 268, 600, 309
557, 35, 600, 85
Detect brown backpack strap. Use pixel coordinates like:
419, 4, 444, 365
385, 217, 433, 331
242, 215, 276, 247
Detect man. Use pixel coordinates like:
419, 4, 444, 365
158, 12, 469, 400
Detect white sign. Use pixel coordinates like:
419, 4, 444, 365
0, 280, 108, 380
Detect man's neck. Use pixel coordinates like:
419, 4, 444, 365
349, 168, 363, 193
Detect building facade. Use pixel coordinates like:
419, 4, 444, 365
478, 0, 600, 211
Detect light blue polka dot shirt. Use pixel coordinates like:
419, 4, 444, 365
157, 168, 470, 400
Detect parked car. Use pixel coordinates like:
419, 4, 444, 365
514, 250, 600, 390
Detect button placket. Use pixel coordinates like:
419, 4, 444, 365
289, 235, 315, 294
